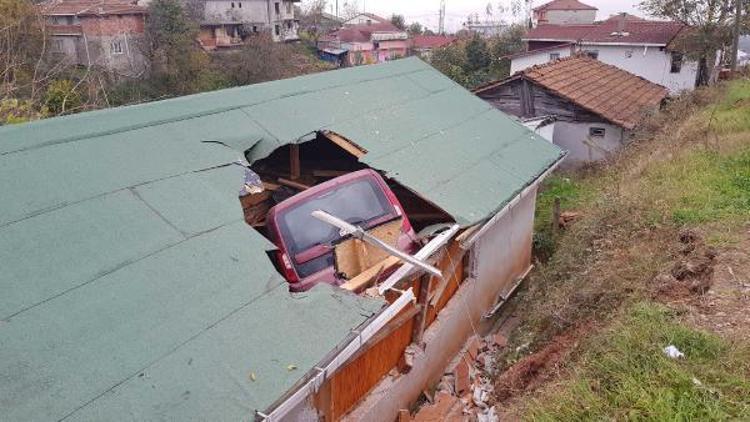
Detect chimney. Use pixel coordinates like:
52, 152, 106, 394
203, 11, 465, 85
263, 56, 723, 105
617, 12, 627, 33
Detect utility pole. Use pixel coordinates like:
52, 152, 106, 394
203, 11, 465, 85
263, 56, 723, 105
731, 0, 742, 70
439, 0, 446, 35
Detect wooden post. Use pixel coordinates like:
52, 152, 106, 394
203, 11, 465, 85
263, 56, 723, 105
289, 144, 300, 180
412, 274, 432, 345
551, 196, 561, 233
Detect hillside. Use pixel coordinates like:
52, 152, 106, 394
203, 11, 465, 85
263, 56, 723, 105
492, 78, 750, 419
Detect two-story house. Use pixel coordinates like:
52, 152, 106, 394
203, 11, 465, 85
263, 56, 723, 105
39, 0, 148, 78
198, 0, 299, 50
513, 13, 707, 94
318, 16, 408, 66
532, 0, 598, 26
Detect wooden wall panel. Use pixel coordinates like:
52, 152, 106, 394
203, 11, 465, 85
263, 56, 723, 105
327, 304, 417, 420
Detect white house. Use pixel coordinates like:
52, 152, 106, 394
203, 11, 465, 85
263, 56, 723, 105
198, 0, 300, 49
532, 0, 598, 26
517, 14, 702, 94
476, 55, 668, 167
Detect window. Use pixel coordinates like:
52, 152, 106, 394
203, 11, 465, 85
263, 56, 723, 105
252, 25, 258, 33
589, 127, 606, 137
110, 40, 123, 55
274, 24, 280, 36
52, 38, 64, 53
238, 2, 241, 7
286, 1, 292, 13
274, 2, 280, 14
585, 50, 599, 59
286, 21, 292, 30
549, 52, 560, 61
670, 52, 683, 73
230, 1, 234, 7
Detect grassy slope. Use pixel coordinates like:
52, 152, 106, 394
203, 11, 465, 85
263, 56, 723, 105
499, 79, 750, 420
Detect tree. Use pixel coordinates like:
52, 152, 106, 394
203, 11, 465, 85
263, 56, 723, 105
1, 0, 48, 101
407, 22, 424, 36
639, 0, 747, 83
217, 34, 294, 85
145, 0, 224, 95
390, 14, 406, 30
341, 1, 359, 19
489, 23, 527, 77
465, 33, 491, 71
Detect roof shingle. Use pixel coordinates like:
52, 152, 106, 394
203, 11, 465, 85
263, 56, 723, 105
525, 18, 686, 46
522, 55, 668, 128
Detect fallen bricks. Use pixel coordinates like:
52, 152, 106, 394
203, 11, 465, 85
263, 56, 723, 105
407, 333, 509, 422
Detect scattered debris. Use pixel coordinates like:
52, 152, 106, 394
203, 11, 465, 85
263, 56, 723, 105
249, 372, 257, 382
413, 334, 509, 420
653, 230, 718, 298
663, 345, 685, 359
286, 364, 297, 371
558, 211, 582, 229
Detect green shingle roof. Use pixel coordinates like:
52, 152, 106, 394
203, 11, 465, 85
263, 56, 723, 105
0, 57, 563, 420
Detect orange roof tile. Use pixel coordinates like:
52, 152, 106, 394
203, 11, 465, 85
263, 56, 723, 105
522, 55, 667, 128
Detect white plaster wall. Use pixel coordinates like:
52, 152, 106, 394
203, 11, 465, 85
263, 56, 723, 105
553, 121, 625, 167
584, 44, 698, 94
204, 0, 269, 23
510, 46, 573, 74
543, 10, 597, 25
341, 191, 537, 422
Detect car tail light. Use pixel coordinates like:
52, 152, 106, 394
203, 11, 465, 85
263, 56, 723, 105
277, 251, 299, 284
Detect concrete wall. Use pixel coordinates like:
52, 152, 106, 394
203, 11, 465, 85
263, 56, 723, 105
510, 45, 573, 74
203, 0, 297, 41
536, 9, 597, 25
553, 121, 625, 167
582, 45, 698, 94
48, 14, 147, 78
341, 190, 537, 422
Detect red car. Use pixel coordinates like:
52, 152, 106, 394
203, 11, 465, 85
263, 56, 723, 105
266, 169, 418, 292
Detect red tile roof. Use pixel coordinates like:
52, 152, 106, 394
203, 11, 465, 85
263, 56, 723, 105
533, 0, 597, 12
411, 35, 457, 49
39, 0, 146, 16
524, 24, 597, 41
476, 55, 668, 129
525, 18, 685, 46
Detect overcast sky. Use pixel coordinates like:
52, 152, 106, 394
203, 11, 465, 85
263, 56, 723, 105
307, 0, 648, 32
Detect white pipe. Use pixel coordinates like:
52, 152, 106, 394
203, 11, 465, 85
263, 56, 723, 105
377, 224, 460, 295
311, 210, 443, 278
461, 154, 567, 249
258, 287, 416, 421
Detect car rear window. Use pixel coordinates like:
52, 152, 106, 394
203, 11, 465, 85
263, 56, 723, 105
278, 177, 394, 258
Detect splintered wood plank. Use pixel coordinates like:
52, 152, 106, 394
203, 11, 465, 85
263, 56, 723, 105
289, 144, 300, 180
335, 219, 402, 279
324, 131, 367, 158
340, 256, 402, 292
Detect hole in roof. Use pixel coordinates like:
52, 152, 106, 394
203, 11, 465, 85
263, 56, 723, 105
236, 131, 454, 293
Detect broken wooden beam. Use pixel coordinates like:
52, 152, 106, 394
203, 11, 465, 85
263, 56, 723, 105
324, 131, 367, 158
277, 177, 311, 191
289, 144, 300, 180
340, 255, 402, 292
312, 169, 350, 178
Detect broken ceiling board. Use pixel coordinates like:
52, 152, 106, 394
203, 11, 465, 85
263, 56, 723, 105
335, 219, 402, 279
